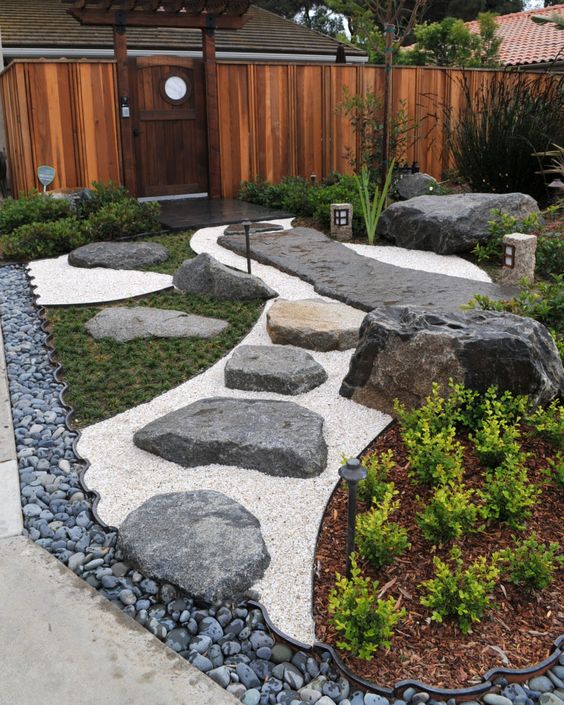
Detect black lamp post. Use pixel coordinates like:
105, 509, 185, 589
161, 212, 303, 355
338, 458, 367, 579
242, 220, 252, 274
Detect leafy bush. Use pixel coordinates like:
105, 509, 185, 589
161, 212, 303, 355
394, 383, 459, 436
499, 534, 562, 591
417, 482, 480, 544
328, 553, 406, 659
85, 200, 160, 242
0, 191, 71, 234
528, 399, 563, 450
471, 415, 522, 468
2, 217, 86, 260
447, 69, 564, 199
358, 449, 396, 504
403, 420, 464, 486
547, 453, 564, 487
480, 453, 540, 529
420, 545, 500, 633
76, 180, 131, 218
356, 489, 410, 570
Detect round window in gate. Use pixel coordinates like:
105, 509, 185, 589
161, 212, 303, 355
162, 75, 191, 105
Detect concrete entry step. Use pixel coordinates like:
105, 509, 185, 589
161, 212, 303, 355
0, 536, 239, 705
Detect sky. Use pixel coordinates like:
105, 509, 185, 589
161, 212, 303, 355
524, 1, 547, 7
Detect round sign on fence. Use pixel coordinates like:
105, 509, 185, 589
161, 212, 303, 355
38, 165, 56, 192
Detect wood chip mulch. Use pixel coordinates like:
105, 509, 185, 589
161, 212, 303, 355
313, 424, 564, 689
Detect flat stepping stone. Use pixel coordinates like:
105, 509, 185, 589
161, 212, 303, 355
173, 253, 277, 300
133, 397, 327, 478
118, 491, 271, 603
85, 306, 228, 342
267, 298, 365, 352
68, 241, 169, 270
223, 222, 284, 236
224, 345, 327, 395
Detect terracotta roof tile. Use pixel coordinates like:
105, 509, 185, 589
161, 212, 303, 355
0, 0, 364, 56
467, 4, 564, 66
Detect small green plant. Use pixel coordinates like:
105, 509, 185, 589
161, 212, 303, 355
354, 163, 395, 245
546, 453, 564, 487
358, 449, 396, 504
472, 209, 540, 264
499, 533, 563, 591
2, 217, 86, 260
417, 482, 480, 544
471, 415, 522, 468
480, 453, 540, 529
528, 399, 564, 450
420, 545, 500, 633
75, 180, 131, 218
356, 489, 410, 570
328, 553, 406, 660
0, 191, 72, 234
85, 200, 160, 241
403, 420, 464, 486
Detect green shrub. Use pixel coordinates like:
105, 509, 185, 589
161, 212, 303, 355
472, 209, 540, 264
358, 449, 396, 504
403, 420, 464, 486
76, 180, 131, 218
356, 489, 410, 570
536, 231, 564, 281
480, 453, 540, 529
0, 191, 71, 234
238, 177, 273, 208
308, 175, 366, 237
2, 217, 86, 260
328, 553, 406, 659
394, 383, 459, 436
417, 482, 480, 544
547, 453, 564, 487
85, 200, 160, 241
528, 399, 563, 450
420, 545, 500, 633
471, 415, 522, 467
499, 533, 562, 591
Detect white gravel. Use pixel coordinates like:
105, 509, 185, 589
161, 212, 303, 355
27, 255, 173, 306
79, 220, 490, 643
344, 242, 492, 282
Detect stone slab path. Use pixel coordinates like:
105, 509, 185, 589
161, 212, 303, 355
218, 227, 517, 312
0, 535, 239, 705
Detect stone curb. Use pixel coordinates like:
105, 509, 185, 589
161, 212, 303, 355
0, 319, 23, 539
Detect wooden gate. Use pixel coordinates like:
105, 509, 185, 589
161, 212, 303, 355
129, 56, 209, 197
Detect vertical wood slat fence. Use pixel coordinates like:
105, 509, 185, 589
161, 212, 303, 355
0, 59, 539, 199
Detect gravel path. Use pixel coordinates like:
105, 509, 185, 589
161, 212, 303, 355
27, 254, 173, 306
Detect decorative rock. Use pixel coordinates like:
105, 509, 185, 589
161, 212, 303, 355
377, 192, 540, 255
530, 679, 555, 693
237, 663, 261, 690
208, 666, 231, 689
85, 306, 228, 343
133, 397, 327, 478
365, 696, 390, 705
340, 306, 563, 413
267, 299, 364, 352
224, 222, 284, 236
118, 491, 270, 603
165, 627, 190, 652
243, 689, 261, 705
68, 241, 169, 270
484, 696, 513, 705
173, 253, 277, 300
224, 345, 328, 395
539, 696, 564, 705
300, 688, 323, 703
271, 644, 293, 664
396, 172, 438, 200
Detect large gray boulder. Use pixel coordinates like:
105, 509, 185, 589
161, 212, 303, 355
68, 241, 169, 270
377, 192, 540, 254
396, 172, 438, 200
85, 306, 228, 342
340, 306, 563, 413
118, 491, 271, 603
173, 253, 277, 300
224, 345, 328, 395
134, 397, 327, 478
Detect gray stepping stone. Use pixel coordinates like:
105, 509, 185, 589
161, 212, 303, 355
68, 241, 169, 270
223, 222, 284, 236
118, 491, 271, 603
133, 397, 327, 477
85, 306, 228, 342
267, 298, 365, 352
173, 253, 277, 300
224, 345, 327, 395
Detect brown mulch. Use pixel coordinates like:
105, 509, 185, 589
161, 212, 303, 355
313, 424, 564, 689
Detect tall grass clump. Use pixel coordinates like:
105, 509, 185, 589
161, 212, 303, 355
447, 70, 564, 199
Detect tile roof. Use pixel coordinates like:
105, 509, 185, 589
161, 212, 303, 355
0, 0, 364, 56
467, 4, 564, 66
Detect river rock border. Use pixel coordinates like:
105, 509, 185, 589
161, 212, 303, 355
1, 264, 562, 705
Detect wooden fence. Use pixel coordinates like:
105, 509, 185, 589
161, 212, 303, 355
0, 59, 543, 198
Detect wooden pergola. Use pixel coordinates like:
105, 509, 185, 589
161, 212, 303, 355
62, 0, 251, 198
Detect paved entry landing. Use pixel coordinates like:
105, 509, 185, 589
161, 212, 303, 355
158, 198, 293, 231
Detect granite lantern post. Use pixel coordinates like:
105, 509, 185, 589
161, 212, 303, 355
338, 458, 367, 578
501, 233, 537, 284
330, 203, 353, 242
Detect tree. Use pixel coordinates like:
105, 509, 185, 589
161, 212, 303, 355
252, 0, 343, 36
